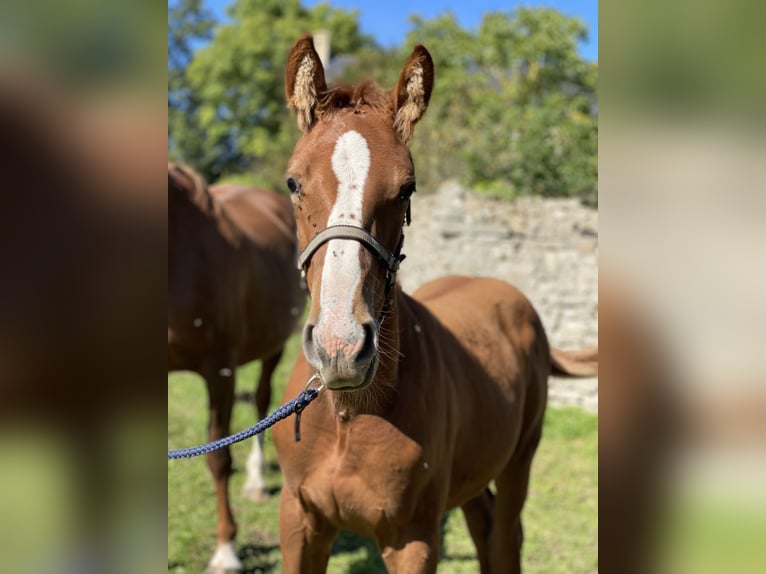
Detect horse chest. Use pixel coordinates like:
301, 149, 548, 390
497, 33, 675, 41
299, 422, 429, 533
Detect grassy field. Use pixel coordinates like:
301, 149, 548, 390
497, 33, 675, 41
168, 331, 598, 573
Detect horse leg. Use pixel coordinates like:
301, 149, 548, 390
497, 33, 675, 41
243, 349, 282, 501
203, 361, 242, 574
461, 488, 495, 573
279, 485, 338, 574
488, 424, 543, 574
379, 518, 442, 574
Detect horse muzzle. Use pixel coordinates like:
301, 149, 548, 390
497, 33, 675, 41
302, 320, 378, 390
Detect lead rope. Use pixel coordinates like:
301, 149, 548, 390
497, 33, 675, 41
167, 374, 325, 459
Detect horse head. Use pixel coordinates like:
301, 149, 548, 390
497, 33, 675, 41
285, 36, 433, 391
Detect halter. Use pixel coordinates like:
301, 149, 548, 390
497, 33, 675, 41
297, 202, 411, 302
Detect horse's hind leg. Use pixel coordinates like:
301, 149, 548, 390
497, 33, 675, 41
243, 348, 283, 501
461, 488, 495, 573
255, 348, 282, 419
203, 359, 242, 573
489, 424, 543, 574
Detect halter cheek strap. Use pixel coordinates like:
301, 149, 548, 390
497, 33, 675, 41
297, 224, 406, 297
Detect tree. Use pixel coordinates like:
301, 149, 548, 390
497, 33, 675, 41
174, 0, 372, 187
168, 0, 216, 169
468, 8, 597, 204
401, 8, 598, 204
168, 5, 597, 204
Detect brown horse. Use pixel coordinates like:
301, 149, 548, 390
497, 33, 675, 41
272, 36, 598, 573
168, 164, 305, 573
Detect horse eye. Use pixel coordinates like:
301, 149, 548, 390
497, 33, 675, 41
399, 181, 416, 202
286, 177, 299, 195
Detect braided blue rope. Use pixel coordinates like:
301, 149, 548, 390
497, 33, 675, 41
168, 387, 319, 460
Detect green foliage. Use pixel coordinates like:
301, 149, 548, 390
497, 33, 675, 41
168, 0, 216, 169
169, 0, 372, 187
403, 8, 598, 204
214, 172, 261, 188
168, 5, 597, 204
335, 9, 598, 204
402, 13, 478, 191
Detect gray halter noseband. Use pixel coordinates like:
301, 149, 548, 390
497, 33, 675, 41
296, 202, 411, 299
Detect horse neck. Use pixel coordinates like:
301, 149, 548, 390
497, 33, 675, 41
329, 286, 405, 418
178, 190, 244, 248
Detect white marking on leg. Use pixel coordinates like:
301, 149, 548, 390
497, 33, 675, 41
317, 130, 370, 341
243, 433, 267, 501
207, 541, 242, 572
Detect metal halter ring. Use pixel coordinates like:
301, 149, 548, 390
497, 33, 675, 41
304, 372, 326, 393
294, 373, 325, 442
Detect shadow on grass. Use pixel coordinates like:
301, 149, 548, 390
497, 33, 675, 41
327, 511, 456, 572
234, 532, 386, 573
239, 542, 280, 573
439, 511, 450, 561
265, 484, 282, 497
236, 390, 258, 404
332, 530, 386, 573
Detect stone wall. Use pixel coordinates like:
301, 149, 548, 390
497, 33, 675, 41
398, 181, 599, 412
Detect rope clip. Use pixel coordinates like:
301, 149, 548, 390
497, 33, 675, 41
295, 373, 325, 442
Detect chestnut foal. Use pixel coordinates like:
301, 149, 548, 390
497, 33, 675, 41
273, 37, 597, 573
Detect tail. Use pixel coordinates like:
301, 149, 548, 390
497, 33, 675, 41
550, 346, 598, 377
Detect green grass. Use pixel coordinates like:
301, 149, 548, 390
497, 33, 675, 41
168, 331, 597, 573
655, 494, 766, 574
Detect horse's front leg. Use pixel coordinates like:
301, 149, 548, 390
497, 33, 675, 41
203, 358, 241, 573
380, 518, 442, 574
243, 349, 283, 501
279, 485, 338, 574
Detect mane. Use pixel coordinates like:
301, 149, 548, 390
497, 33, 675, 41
168, 162, 221, 217
315, 80, 393, 123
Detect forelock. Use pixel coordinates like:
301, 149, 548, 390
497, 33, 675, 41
316, 81, 393, 122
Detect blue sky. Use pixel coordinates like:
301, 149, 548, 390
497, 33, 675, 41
202, 1, 598, 62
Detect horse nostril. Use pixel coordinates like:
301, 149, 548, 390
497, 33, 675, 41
357, 321, 378, 365
302, 323, 323, 365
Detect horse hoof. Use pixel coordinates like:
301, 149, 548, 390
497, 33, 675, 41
206, 542, 242, 573
243, 485, 270, 502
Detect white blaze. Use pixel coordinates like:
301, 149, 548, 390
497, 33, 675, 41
317, 130, 370, 339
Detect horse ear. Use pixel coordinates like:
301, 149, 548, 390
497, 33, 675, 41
285, 35, 327, 132
391, 45, 434, 143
